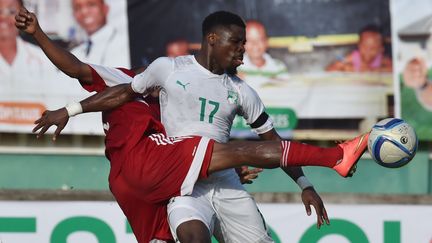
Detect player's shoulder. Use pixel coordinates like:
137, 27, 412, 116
89, 64, 134, 77
152, 56, 174, 66
145, 56, 175, 73
172, 55, 196, 69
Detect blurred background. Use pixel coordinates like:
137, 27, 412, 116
0, 0, 431, 242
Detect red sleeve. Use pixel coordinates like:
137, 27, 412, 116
144, 96, 161, 121
117, 68, 136, 77
78, 65, 136, 93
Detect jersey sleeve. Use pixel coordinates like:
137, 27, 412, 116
79, 64, 135, 92
238, 82, 274, 135
131, 57, 173, 94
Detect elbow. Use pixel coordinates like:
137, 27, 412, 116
66, 63, 92, 84
64, 69, 85, 81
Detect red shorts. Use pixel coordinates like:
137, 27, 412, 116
108, 133, 214, 242
110, 174, 172, 242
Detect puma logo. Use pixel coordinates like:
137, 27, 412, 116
176, 80, 190, 91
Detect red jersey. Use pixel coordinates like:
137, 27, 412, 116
79, 65, 214, 243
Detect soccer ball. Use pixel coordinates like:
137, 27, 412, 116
368, 118, 418, 168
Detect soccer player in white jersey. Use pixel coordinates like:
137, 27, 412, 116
17, 8, 370, 243
131, 12, 328, 243
89, 11, 330, 243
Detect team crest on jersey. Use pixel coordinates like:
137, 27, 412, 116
227, 90, 239, 104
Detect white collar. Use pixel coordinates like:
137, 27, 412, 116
191, 55, 226, 78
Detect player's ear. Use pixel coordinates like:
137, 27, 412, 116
207, 33, 217, 45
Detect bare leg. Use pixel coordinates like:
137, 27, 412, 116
176, 220, 211, 243
208, 141, 281, 174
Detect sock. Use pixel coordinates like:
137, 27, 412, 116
280, 141, 343, 168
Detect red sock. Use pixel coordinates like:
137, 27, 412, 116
280, 141, 343, 168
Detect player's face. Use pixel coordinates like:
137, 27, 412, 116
0, 0, 19, 41
212, 25, 246, 74
358, 31, 383, 64
245, 24, 267, 60
72, 0, 108, 35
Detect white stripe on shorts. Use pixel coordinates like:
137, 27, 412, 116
149, 133, 173, 145
180, 137, 210, 196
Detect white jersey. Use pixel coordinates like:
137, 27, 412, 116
132, 55, 273, 143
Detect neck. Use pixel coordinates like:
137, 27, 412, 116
0, 38, 17, 65
195, 46, 224, 75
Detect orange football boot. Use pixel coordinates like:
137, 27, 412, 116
333, 133, 370, 177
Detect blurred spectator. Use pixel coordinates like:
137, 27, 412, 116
71, 0, 130, 67
403, 58, 429, 89
165, 39, 189, 57
326, 24, 392, 72
418, 83, 432, 109
0, 0, 59, 94
403, 57, 432, 110
238, 20, 287, 89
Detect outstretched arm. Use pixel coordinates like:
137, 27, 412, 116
15, 7, 92, 83
33, 83, 138, 140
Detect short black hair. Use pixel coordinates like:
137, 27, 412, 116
202, 11, 245, 36
359, 24, 383, 36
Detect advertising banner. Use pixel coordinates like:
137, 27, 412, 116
0, 202, 430, 243
390, 0, 432, 140
128, 0, 393, 137
0, 0, 130, 135
1, 0, 393, 136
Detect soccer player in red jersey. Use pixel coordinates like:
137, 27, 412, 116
16, 8, 369, 243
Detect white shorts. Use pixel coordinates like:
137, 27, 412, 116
167, 194, 216, 239
167, 169, 274, 243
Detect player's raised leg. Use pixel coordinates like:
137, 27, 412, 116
208, 133, 370, 177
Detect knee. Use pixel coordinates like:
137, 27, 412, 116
176, 220, 211, 243
177, 233, 210, 243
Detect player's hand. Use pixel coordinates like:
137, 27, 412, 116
301, 187, 330, 229
33, 108, 69, 141
236, 166, 263, 184
15, 7, 39, 35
